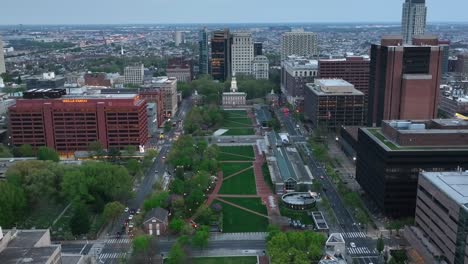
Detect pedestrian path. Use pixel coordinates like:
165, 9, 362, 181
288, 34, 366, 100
210, 232, 268, 241
347, 247, 378, 255
104, 238, 131, 244
98, 252, 127, 260
341, 232, 367, 238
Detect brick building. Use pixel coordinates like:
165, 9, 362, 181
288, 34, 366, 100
368, 36, 444, 126
84, 73, 112, 87
304, 79, 365, 129
9, 92, 148, 154
166, 57, 193, 83
319, 55, 370, 103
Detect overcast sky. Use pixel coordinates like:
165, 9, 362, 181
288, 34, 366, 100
0, 0, 466, 25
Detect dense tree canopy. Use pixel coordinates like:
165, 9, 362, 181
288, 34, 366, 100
0, 181, 27, 227
37, 147, 60, 162
267, 228, 326, 264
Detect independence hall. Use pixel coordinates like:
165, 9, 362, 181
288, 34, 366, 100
8, 89, 148, 154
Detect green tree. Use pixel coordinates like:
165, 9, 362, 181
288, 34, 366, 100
103, 201, 125, 227
126, 159, 141, 177
166, 242, 186, 264
185, 188, 204, 212
37, 147, 59, 162
192, 225, 209, 249
194, 205, 213, 226
377, 235, 385, 254
0, 181, 27, 227
18, 144, 34, 157
267, 230, 326, 264
70, 203, 91, 236
169, 218, 185, 234
107, 147, 121, 162
6, 160, 65, 203
164, 122, 172, 133
0, 144, 13, 158
132, 235, 151, 253
169, 178, 185, 195
125, 145, 137, 155
143, 191, 169, 211
88, 141, 105, 158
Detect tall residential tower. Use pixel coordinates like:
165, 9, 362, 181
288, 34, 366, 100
281, 31, 318, 60
198, 28, 209, 76
0, 36, 5, 74
402, 0, 427, 44
211, 29, 231, 82
231, 32, 254, 76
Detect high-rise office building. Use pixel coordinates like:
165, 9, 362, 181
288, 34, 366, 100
356, 119, 468, 217
402, 0, 427, 44
254, 42, 263, 56
0, 36, 5, 74
281, 31, 318, 60
152, 77, 178, 119
368, 36, 443, 126
174, 31, 184, 47
319, 55, 370, 105
198, 28, 209, 75
410, 171, 468, 264
211, 29, 231, 82
281, 56, 318, 111
166, 57, 193, 83
252, 55, 269, 80
231, 32, 254, 76
124, 64, 144, 85
304, 79, 365, 129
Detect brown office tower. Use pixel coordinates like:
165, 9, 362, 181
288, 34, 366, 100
319, 55, 370, 104
210, 29, 231, 82
9, 91, 148, 154
368, 35, 443, 126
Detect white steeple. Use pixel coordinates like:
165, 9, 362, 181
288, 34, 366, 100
230, 73, 238, 93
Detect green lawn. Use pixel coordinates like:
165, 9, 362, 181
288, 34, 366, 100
214, 200, 269, 232
191, 257, 258, 264
219, 168, 257, 195
223, 118, 252, 126
221, 197, 267, 215
224, 110, 249, 117
223, 128, 255, 136
220, 162, 253, 177
219, 146, 255, 161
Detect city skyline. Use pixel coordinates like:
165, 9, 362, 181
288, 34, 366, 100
0, 0, 467, 25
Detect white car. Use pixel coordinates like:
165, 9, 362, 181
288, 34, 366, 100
136, 209, 141, 215
128, 215, 134, 220
124, 207, 129, 213
350, 242, 356, 248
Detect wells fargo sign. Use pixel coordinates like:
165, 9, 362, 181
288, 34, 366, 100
62, 99, 88, 103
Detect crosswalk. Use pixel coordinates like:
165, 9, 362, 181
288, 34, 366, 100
341, 232, 367, 238
99, 252, 127, 259
104, 238, 131, 244
347, 247, 378, 255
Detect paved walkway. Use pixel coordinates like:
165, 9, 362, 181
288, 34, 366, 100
220, 160, 254, 163
206, 170, 224, 207
253, 146, 280, 218
219, 151, 255, 160
218, 194, 260, 198
216, 197, 270, 219
223, 165, 254, 180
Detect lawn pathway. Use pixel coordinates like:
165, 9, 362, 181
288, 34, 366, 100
205, 170, 224, 207
219, 151, 255, 160
216, 197, 270, 219
253, 146, 280, 218
222, 165, 254, 181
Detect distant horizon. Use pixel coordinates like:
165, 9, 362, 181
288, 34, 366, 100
0, 21, 467, 27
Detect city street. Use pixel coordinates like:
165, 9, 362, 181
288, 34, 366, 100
276, 109, 380, 264
99, 99, 192, 263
